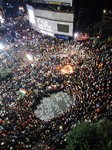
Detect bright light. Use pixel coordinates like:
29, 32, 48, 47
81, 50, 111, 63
1, 19, 4, 24
59, 65, 74, 75
59, 126, 63, 130
0, 43, 4, 49
31, 64, 34, 67
19, 7, 24, 11
0, 15, 4, 24
97, 36, 100, 39
74, 33, 78, 38
26, 54, 33, 61
0, 15, 2, 20
103, 9, 106, 14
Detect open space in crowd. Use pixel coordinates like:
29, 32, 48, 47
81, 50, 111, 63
0, 15, 112, 150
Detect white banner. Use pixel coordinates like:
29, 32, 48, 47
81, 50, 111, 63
34, 91, 73, 121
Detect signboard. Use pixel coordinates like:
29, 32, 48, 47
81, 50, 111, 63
34, 91, 73, 121
27, 5, 74, 37
35, 17, 73, 36
32, 0, 73, 6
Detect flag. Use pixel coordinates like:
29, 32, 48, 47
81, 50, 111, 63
19, 89, 27, 96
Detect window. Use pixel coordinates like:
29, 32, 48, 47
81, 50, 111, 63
57, 24, 69, 33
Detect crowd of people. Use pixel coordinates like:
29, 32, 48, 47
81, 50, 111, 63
0, 15, 112, 150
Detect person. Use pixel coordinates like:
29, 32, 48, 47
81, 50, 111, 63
0, 15, 111, 150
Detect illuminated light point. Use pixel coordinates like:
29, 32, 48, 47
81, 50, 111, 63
59, 126, 63, 130
97, 36, 100, 39
26, 54, 33, 61
103, 9, 106, 14
74, 33, 78, 38
0, 43, 4, 49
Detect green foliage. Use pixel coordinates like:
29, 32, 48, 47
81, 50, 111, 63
66, 118, 112, 150
0, 68, 12, 78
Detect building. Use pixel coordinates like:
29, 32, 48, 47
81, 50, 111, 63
25, 0, 105, 38
2, 0, 19, 17
26, 0, 74, 39
74, 0, 105, 32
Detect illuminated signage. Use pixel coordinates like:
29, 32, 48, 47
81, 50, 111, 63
48, 1, 61, 5
32, 0, 72, 6
37, 18, 52, 32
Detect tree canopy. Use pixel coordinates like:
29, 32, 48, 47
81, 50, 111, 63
0, 67, 12, 78
66, 118, 112, 150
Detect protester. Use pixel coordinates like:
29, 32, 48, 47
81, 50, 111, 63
0, 15, 111, 150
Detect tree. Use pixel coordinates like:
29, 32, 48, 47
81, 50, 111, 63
66, 118, 112, 150
0, 67, 12, 78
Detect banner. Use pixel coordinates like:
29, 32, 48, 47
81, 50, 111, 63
34, 91, 73, 121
